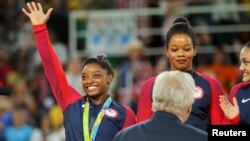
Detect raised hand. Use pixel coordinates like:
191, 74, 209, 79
22, 1, 53, 25
219, 95, 239, 120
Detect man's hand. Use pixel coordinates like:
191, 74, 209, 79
22, 1, 53, 25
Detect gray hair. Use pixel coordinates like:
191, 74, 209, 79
152, 71, 195, 118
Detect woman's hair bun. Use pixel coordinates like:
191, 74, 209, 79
173, 17, 189, 25
97, 52, 107, 60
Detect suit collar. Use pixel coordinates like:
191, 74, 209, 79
152, 111, 183, 124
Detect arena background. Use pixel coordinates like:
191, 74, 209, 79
0, 0, 250, 140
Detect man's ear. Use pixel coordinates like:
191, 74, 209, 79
187, 105, 192, 114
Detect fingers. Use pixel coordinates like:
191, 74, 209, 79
37, 3, 43, 12
26, 2, 39, 12
219, 95, 229, 105
22, 8, 30, 16
27, 2, 34, 12
232, 97, 238, 106
219, 95, 230, 111
219, 100, 227, 111
45, 8, 53, 18
31, 2, 38, 11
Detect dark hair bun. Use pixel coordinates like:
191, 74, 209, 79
173, 17, 189, 25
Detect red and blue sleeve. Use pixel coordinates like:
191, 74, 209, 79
121, 105, 136, 130
207, 76, 225, 124
136, 77, 156, 123
33, 24, 82, 111
222, 83, 243, 124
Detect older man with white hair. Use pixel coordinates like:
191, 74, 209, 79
114, 70, 207, 141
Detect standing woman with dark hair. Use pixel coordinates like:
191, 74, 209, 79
220, 41, 250, 125
22, 2, 136, 141
137, 17, 225, 131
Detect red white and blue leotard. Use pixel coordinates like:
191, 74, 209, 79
137, 70, 224, 131
33, 24, 136, 141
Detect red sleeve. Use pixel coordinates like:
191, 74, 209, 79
223, 114, 240, 124
136, 77, 156, 123
121, 105, 136, 130
33, 24, 82, 111
206, 75, 225, 124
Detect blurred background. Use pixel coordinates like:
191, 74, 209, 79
0, 0, 250, 140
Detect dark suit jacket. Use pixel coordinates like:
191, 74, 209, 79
114, 111, 207, 141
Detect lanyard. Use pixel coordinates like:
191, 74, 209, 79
83, 96, 112, 141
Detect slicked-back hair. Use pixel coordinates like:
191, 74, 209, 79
152, 71, 195, 118
82, 54, 114, 77
243, 41, 250, 49
165, 17, 196, 48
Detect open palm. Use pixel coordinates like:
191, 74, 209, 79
22, 1, 53, 25
219, 95, 239, 120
